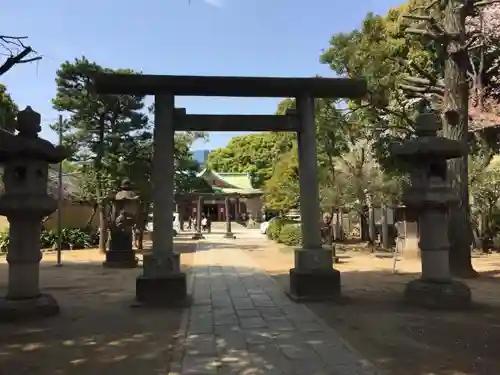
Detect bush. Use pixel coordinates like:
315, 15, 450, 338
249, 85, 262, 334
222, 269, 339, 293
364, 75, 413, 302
278, 224, 302, 246
0, 230, 9, 253
40, 229, 58, 249
267, 218, 294, 241
1, 227, 98, 252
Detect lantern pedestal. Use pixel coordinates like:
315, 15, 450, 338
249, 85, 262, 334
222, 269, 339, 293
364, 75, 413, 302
0, 293, 60, 322
391, 108, 472, 309
103, 250, 138, 268
104, 228, 138, 268
404, 279, 471, 310
0, 106, 68, 322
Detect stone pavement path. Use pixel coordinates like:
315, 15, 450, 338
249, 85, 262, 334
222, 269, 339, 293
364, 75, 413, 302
170, 230, 380, 375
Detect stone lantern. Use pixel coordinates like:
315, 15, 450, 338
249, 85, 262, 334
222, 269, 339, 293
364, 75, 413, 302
0, 106, 68, 321
391, 108, 471, 309
103, 178, 140, 268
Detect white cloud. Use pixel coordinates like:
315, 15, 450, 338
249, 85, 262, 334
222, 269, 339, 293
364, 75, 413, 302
203, 0, 224, 7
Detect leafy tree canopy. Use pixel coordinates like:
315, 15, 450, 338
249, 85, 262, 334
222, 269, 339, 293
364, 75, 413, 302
0, 84, 17, 130
206, 132, 294, 189
263, 148, 299, 212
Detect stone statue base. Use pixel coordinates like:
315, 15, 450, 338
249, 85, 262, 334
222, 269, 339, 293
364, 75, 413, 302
223, 232, 236, 239
103, 250, 138, 268
136, 274, 188, 307
0, 293, 60, 322
287, 248, 341, 301
191, 232, 205, 240
109, 231, 133, 252
288, 268, 341, 301
134, 253, 189, 307
404, 278, 472, 310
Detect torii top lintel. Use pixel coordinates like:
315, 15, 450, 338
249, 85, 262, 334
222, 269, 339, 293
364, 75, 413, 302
92, 73, 367, 99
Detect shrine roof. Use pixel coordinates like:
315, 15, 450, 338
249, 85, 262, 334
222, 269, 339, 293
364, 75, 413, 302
197, 168, 261, 194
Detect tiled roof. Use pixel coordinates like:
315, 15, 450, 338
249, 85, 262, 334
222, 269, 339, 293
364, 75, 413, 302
197, 168, 261, 194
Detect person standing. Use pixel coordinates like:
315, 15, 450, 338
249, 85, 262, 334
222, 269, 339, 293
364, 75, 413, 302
201, 214, 208, 232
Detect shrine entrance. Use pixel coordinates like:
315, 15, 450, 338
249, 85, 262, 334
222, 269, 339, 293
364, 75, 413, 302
93, 73, 366, 305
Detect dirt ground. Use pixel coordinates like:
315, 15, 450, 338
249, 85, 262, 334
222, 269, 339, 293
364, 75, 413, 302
2, 234, 500, 375
0, 240, 196, 375
246, 242, 500, 375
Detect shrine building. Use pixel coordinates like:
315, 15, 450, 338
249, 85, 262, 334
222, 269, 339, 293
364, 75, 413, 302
177, 168, 263, 222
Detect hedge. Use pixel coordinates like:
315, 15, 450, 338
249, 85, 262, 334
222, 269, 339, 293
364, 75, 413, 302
266, 218, 296, 241
0, 227, 99, 253
277, 224, 303, 246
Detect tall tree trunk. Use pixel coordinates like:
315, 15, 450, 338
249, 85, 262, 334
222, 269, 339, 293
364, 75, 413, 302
443, 0, 478, 277
98, 202, 108, 253
84, 203, 98, 230
360, 209, 369, 241
96, 115, 108, 253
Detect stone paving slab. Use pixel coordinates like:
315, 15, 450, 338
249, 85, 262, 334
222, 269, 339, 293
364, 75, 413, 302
169, 235, 382, 375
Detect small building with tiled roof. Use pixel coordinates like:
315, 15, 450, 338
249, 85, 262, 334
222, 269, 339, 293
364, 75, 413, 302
178, 168, 263, 222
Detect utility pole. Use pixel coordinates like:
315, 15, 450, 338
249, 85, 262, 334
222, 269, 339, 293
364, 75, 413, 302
56, 115, 63, 267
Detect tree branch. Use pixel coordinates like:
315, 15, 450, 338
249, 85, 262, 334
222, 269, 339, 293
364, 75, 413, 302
413, 0, 440, 12
0, 35, 41, 76
405, 27, 441, 40
472, 0, 500, 8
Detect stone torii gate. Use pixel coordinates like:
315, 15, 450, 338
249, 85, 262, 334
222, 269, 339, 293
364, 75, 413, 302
93, 74, 366, 305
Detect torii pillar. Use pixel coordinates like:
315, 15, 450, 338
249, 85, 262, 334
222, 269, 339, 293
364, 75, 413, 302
288, 97, 341, 301
135, 94, 187, 306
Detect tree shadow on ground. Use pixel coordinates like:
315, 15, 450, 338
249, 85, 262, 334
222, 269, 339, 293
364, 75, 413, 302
197, 242, 268, 252
2, 257, 500, 375
0, 261, 345, 375
271, 268, 500, 375
0, 261, 186, 375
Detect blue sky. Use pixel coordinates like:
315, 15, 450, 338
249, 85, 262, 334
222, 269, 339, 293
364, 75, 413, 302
1, 0, 400, 150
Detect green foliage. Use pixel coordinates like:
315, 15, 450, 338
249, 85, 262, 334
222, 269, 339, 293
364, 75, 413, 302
277, 224, 302, 246
469, 156, 500, 243
319, 3, 437, 170
263, 149, 300, 212
0, 84, 18, 131
0, 230, 9, 253
174, 133, 212, 194
51, 56, 150, 202
0, 227, 97, 253
206, 132, 294, 188
39, 230, 58, 249
266, 218, 295, 241
40, 227, 96, 249
50, 56, 206, 231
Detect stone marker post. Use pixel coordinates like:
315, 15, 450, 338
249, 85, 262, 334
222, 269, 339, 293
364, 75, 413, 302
192, 195, 204, 239
0, 107, 68, 321
223, 196, 236, 239
288, 96, 341, 301
135, 94, 187, 307
391, 109, 471, 309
